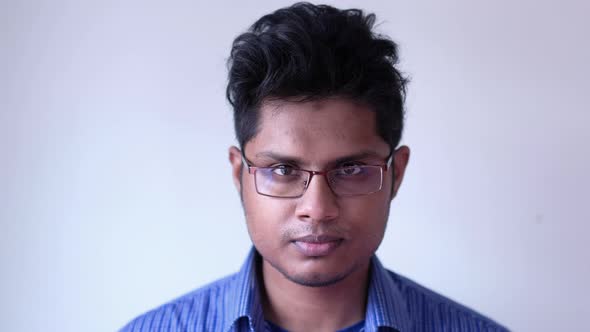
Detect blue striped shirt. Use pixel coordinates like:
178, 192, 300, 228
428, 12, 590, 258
121, 248, 509, 332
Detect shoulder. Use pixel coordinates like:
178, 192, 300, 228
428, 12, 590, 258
119, 274, 236, 332
386, 270, 510, 331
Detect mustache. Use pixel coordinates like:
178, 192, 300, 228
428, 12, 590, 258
282, 224, 348, 242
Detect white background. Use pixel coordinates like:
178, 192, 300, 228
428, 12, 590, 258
1, 0, 589, 331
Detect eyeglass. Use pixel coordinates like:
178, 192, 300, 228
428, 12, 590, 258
241, 152, 393, 198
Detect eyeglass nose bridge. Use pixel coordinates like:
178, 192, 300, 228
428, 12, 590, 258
300, 169, 338, 194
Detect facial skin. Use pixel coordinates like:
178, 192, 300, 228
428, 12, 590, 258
229, 97, 410, 288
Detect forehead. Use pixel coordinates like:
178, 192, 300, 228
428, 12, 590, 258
246, 98, 390, 164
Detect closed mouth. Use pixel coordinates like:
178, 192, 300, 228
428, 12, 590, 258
291, 235, 344, 257
292, 234, 343, 243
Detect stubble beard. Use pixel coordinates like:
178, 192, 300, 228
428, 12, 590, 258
263, 254, 364, 288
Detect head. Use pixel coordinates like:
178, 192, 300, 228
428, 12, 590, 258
226, 2, 410, 287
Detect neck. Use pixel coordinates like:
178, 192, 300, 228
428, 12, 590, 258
259, 257, 371, 332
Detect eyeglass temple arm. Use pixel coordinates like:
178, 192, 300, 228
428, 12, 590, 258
385, 149, 396, 169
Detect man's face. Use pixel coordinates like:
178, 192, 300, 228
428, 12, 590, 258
229, 98, 409, 287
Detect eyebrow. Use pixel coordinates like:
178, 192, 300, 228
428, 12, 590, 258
254, 150, 387, 167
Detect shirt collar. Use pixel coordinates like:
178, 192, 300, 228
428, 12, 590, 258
222, 248, 265, 332
364, 255, 413, 332
223, 247, 412, 332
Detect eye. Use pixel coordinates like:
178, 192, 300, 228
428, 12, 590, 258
271, 165, 296, 176
337, 165, 364, 176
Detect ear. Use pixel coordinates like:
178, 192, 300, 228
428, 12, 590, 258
390, 145, 410, 200
228, 146, 243, 193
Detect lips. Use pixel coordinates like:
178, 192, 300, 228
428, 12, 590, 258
292, 235, 343, 257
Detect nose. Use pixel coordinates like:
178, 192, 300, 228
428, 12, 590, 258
295, 173, 340, 223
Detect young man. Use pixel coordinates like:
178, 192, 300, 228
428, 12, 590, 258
122, 3, 509, 332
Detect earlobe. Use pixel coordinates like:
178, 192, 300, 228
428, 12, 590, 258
228, 146, 243, 192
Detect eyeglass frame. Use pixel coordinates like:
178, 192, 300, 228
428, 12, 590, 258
240, 150, 395, 198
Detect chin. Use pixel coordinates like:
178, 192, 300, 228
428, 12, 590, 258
283, 271, 350, 288
268, 254, 362, 288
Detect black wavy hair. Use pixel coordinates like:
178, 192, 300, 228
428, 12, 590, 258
226, 2, 408, 152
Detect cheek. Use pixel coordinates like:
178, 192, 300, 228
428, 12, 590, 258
350, 189, 390, 218
242, 190, 294, 245
346, 195, 390, 244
